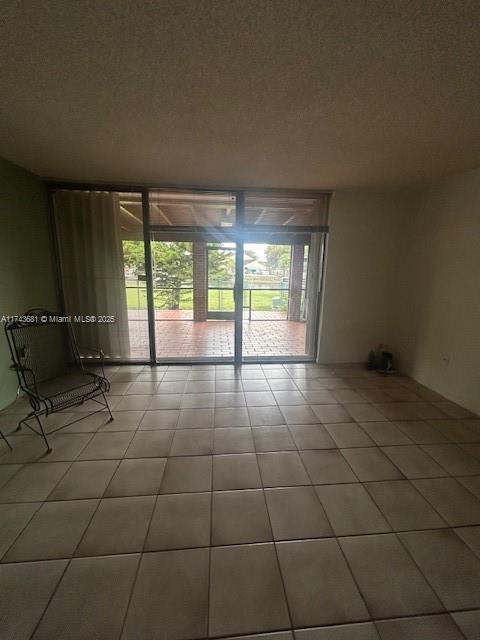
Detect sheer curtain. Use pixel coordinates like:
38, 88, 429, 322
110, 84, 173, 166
53, 190, 131, 359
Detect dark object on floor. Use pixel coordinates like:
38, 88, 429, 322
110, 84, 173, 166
4, 309, 113, 452
367, 345, 395, 373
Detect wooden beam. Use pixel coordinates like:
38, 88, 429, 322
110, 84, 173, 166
153, 203, 173, 225
120, 205, 142, 224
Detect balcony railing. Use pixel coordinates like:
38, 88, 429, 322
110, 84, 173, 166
125, 282, 305, 320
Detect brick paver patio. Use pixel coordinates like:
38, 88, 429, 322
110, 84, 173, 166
128, 310, 306, 358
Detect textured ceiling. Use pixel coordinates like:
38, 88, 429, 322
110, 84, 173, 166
0, 0, 479, 189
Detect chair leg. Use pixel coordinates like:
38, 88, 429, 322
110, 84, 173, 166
0, 430, 12, 450
102, 391, 114, 422
33, 414, 52, 452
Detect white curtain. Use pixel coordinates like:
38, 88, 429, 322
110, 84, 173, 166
53, 190, 131, 359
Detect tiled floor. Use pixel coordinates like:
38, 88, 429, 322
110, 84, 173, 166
0, 363, 480, 640
128, 313, 307, 358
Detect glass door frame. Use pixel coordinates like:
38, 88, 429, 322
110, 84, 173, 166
48, 182, 329, 366
143, 188, 328, 365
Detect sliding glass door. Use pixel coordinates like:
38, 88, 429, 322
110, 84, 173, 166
241, 238, 321, 360
51, 187, 328, 364
150, 235, 237, 361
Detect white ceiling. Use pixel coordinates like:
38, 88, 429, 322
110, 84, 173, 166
1, 1, 479, 189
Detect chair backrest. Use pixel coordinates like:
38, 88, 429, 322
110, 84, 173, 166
4, 310, 81, 396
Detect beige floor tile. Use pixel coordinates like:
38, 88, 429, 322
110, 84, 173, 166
209, 543, 289, 636
125, 430, 174, 458
246, 391, 278, 406
0, 559, 67, 640
115, 395, 152, 411
33, 554, 139, 640
454, 525, 480, 558
213, 453, 262, 490
160, 455, 212, 493
289, 424, 337, 449
457, 475, 480, 498
451, 610, 480, 640
212, 489, 272, 545
215, 392, 246, 408
148, 394, 182, 409
365, 480, 446, 531
214, 407, 250, 427
272, 391, 306, 406
393, 420, 449, 444
316, 483, 390, 535
105, 458, 166, 497
300, 450, 357, 484
277, 539, 369, 627
170, 428, 213, 456
0, 502, 41, 559
359, 422, 412, 446
382, 445, 447, 478
76, 495, 155, 556
248, 406, 285, 426
372, 403, 423, 421
181, 393, 215, 408
413, 477, 480, 526
146, 492, 211, 550
421, 444, 480, 475
310, 404, 351, 424
341, 448, 403, 481
340, 534, 442, 618
4, 499, 97, 562
324, 422, 374, 448
252, 426, 296, 452
77, 432, 133, 460
138, 409, 179, 430
295, 623, 379, 640
48, 460, 119, 500
400, 529, 480, 610
375, 614, 464, 640
0, 462, 71, 502
0, 463, 24, 488
265, 486, 332, 540
280, 405, 320, 424
214, 427, 255, 454
258, 451, 310, 487
98, 410, 144, 431
122, 548, 209, 640
179, 408, 215, 428
343, 404, 386, 422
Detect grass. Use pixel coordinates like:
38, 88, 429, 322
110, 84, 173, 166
125, 285, 288, 312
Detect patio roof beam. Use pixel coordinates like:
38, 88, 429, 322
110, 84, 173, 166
152, 203, 173, 225
120, 205, 142, 224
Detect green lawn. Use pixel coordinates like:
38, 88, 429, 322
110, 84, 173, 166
125, 285, 288, 312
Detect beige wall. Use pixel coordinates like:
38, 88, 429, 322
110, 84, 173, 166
318, 190, 405, 363
391, 167, 480, 416
0, 158, 58, 410
318, 168, 480, 416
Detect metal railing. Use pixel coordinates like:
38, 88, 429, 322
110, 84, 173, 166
125, 282, 305, 320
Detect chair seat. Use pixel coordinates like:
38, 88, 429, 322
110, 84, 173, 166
36, 372, 108, 412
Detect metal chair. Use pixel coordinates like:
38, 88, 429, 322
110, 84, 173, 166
4, 309, 113, 451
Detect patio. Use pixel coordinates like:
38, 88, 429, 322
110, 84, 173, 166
128, 310, 307, 359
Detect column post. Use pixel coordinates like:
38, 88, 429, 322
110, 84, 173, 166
193, 241, 207, 322
287, 244, 305, 322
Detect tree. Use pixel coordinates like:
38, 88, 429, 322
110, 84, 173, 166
122, 240, 145, 275
122, 240, 236, 310
152, 242, 193, 309
208, 248, 235, 285
265, 245, 291, 272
